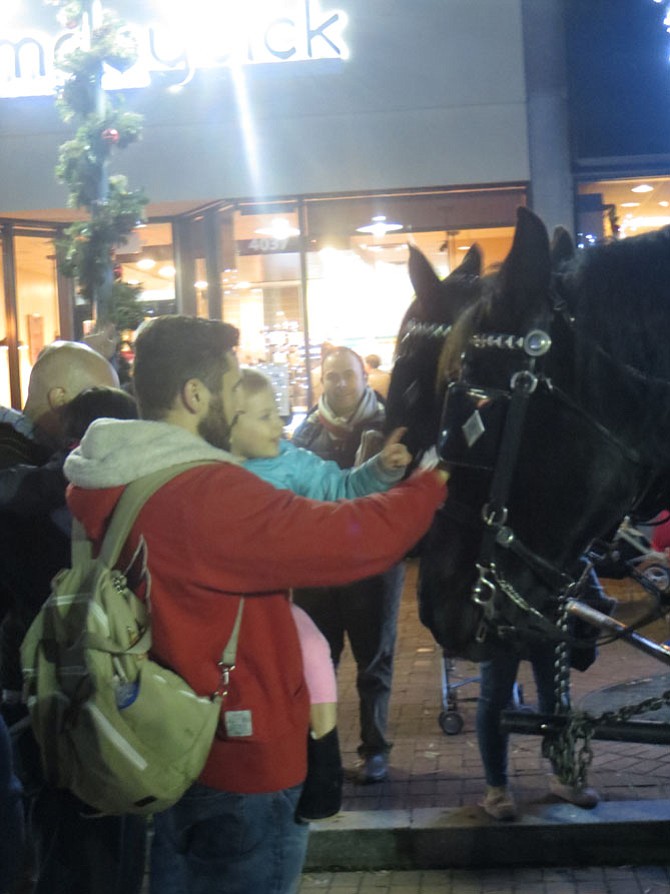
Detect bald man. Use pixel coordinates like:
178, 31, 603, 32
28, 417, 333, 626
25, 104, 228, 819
23, 340, 118, 443
0, 342, 144, 894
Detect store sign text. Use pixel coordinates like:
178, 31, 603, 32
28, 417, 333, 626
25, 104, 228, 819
0, 1, 349, 98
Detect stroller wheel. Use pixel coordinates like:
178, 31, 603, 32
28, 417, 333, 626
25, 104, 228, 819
439, 710, 464, 735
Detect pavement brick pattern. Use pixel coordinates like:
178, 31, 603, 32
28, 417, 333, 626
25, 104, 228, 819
300, 865, 670, 892
297, 561, 670, 891
333, 562, 670, 812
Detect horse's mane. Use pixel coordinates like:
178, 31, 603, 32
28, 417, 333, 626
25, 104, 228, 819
562, 226, 670, 382
441, 227, 670, 388
438, 274, 496, 383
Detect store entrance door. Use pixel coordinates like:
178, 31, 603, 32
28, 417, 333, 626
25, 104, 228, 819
1, 224, 65, 408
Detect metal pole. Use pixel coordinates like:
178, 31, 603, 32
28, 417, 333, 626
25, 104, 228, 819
566, 598, 670, 667
84, 0, 113, 327
501, 711, 670, 744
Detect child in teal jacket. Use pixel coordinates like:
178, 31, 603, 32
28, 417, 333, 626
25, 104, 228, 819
230, 369, 410, 820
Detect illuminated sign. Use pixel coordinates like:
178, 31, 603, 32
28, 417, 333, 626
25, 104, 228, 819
652, 0, 670, 54
0, 1, 349, 98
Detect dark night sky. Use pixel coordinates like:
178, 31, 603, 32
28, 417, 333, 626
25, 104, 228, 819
566, 0, 670, 159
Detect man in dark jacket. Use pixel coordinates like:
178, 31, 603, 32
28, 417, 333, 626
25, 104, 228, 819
0, 341, 147, 894
293, 346, 405, 783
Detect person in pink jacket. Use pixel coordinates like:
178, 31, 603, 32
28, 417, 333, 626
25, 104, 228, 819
64, 315, 448, 894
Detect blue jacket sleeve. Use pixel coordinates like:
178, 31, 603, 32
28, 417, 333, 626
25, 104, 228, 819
244, 440, 402, 499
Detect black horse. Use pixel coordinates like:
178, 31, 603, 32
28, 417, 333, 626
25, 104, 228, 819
388, 207, 670, 664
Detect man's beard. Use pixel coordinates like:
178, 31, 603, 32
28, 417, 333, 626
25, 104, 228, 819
197, 392, 232, 451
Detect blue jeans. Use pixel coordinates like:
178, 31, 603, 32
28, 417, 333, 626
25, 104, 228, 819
149, 782, 309, 894
0, 713, 24, 893
476, 645, 557, 788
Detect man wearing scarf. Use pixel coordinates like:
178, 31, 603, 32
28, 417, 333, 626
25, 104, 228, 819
292, 347, 405, 783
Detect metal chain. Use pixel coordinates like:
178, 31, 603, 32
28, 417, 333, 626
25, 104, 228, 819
489, 564, 670, 786
543, 594, 589, 786
595, 687, 670, 726
543, 710, 595, 787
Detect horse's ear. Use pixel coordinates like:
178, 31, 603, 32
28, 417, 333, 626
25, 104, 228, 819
550, 226, 575, 268
408, 244, 441, 297
496, 207, 551, 326
455, 243, 482, 278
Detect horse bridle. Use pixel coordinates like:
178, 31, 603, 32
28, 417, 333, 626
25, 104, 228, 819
444, 292, 657, 647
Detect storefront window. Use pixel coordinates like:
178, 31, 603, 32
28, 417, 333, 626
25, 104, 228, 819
227, 206, 307, 411
117, 221, 176, 319
206, 188, 523, 414
302, 188, 520, 404
0, 243, 7, 407
577, 176, 670, 246
14, 231, 60, 402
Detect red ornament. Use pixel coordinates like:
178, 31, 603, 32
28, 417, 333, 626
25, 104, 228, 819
101, 128, 120, 145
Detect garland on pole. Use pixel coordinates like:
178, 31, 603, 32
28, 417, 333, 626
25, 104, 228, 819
46, 0, 147, 329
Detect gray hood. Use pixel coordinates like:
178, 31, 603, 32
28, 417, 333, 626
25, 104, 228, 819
64, 418, 240, 489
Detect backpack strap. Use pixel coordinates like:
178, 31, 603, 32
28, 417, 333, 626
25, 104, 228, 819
98, 461, 220, 569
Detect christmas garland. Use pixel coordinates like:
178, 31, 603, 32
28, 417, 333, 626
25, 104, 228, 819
47, 0, 147, 328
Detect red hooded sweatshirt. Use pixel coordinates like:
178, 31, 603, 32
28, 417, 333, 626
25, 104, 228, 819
66, 420, 446, 794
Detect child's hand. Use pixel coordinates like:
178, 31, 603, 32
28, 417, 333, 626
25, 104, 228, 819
379, 427, 411, 471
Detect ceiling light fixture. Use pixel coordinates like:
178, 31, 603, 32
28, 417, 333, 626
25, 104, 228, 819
631, 184, 654, 193
356, 215, 403, 237
136, 257, 156, 270
158, 264, 176, 278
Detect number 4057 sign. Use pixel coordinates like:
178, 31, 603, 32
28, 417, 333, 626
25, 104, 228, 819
237, 237, 301, 255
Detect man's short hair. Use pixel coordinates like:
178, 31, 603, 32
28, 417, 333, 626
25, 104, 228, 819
133, 316, 239, 420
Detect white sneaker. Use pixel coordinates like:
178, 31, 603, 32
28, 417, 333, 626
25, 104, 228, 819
479, 786, 518, 821
549, 775, 599, 808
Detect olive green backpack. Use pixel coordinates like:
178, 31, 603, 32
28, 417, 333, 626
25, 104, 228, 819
21, 462, 243, 816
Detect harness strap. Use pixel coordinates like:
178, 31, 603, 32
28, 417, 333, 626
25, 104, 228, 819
479, 371, 536, 568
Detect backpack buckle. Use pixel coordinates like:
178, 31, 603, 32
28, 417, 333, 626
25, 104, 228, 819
215, 661, 235, 698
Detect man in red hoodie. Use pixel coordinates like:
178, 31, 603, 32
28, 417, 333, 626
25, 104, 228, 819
64, 315, 448, 894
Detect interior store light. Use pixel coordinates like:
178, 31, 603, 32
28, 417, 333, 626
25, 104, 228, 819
355, 215, 403, 237
620, 215, 670, 235
194, 280, 208, 289
631, 184, 654, 193
254, 218, 300, 239
158, 264, 176, 278
136, 257, 156, 270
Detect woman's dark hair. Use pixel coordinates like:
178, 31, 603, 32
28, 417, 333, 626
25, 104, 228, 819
63, 386, 138, 443
132, 316, 239, 420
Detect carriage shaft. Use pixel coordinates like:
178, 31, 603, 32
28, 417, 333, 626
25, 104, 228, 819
500, 710, 670, 744
566, 598, 670, 667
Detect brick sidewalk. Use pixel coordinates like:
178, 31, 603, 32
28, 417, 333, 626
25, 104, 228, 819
296, 561, 670, 889
333, 560, 670, 813
300, 865, 670, 893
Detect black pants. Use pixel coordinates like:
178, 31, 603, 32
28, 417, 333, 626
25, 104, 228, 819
5, 704, 147, 894
294, 563, 405, 757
